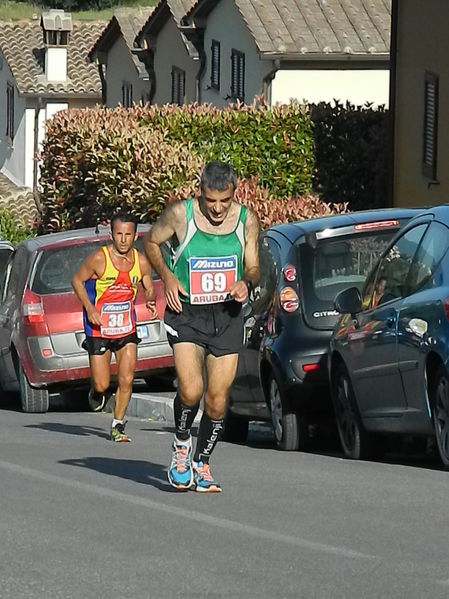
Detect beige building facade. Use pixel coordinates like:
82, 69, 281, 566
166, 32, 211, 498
391, 0, 449, 207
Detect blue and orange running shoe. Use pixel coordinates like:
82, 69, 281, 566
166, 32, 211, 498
193, 461, 222, 493
168, 438, 193, 490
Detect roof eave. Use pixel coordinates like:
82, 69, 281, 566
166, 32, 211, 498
260, 52, 390, 65
136, 0, 170, 43
184, 0, 219, 25
88, 17, 121, 61
20, 91, 102, 100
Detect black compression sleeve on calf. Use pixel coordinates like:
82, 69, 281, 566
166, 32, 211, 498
194, 412, 224, 464
173, 393, 200, 440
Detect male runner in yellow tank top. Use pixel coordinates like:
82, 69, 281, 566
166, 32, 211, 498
72, 213, 157, 442
145, 161, 260, 491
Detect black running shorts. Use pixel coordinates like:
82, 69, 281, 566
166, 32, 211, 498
82, 332, 141, 355
164, 301, 244, 357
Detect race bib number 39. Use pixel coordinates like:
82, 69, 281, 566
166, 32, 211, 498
100, 301, 133, 337
189, 255, 237, 304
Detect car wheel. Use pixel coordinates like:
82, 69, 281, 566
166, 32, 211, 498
268, 374, 307, 451
222, 409, 249, 443
431, 366, 449, 467
18, 361, 49, 413
332, 363, 377, 460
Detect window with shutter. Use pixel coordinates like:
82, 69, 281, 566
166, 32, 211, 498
171, 67, 185, 106
422, 71, 439, 180
121, 82, 133, 108
6, 82, 14, 140
211, 40, 220, 90
230, 49, 245, 101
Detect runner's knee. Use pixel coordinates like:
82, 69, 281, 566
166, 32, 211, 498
117, 371, 134, 390
204, 392, 227, 419
178, 380, 203, 405
92, 378, 110, 394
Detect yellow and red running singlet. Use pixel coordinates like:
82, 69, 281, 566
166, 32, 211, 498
84, 246, 142, 338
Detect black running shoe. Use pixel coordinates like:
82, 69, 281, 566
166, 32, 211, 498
88, 388, 108, 412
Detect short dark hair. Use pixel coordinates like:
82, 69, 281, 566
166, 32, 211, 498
110, 212, 137, 233
200, 161, 237, 193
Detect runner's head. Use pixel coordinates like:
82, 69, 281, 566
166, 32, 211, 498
199, 162, 237, 227
110, 213, 138, 254
111, 212, 138, 234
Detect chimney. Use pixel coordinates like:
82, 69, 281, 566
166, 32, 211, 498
41, 9, 72, 82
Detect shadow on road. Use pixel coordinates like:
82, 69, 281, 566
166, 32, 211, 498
24, 422, 110, 439
60, 456, 173, 491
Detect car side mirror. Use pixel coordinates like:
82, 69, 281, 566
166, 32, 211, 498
334, 287, 362, 315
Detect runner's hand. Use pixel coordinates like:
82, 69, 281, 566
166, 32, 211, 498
229, 280, 249, 303
146, 299, 158, 319
164, 273, 187, 313
86, 305, 102, 326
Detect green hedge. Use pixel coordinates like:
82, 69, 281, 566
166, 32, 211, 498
38, 101, 316, 231
310, 101, 388, 211
38, 100, 386, 232
0, 207, 35, 245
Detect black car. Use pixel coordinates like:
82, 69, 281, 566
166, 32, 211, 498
225, 208, 422, 450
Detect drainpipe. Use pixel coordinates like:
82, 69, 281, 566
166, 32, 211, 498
194, 31, 206, 103
97, 61, 107, 105
387, 0, 399, 208
139, 48, 156, 104
33, 98, 44, 206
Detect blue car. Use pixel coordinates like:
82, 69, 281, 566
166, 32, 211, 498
225, 207, 421, 450
329, 204, 449, 467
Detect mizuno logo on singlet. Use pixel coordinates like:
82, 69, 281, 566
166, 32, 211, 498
191, 258, 235, 270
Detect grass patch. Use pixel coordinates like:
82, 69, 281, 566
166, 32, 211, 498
0, 0, 156, 21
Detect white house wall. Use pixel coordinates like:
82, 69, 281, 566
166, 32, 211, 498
152, 16, 197, 105
271, 69, 390, 108
105, 35, 149, 107
0, 53, 27, 187
24, 108, 35, 189
200, 0, 272, 107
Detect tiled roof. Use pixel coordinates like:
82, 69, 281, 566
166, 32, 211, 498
187, 0, 391, 59
138, 0, 194, 39
0, 173, 38, 225
0, 19, 106, 96
168, 0, 196, 22
88, 8, 153, 76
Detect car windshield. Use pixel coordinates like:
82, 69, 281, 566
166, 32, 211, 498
31, 236, 158, 295
298, 231, 397, 330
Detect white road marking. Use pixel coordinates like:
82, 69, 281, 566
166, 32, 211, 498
0, 459, 376, 561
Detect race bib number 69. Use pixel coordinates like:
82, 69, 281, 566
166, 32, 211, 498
189, 255, 237, 304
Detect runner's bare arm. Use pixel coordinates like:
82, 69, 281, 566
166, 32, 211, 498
144, 202, 188, 313
71, 250, 106, 326
229, 208, 260, 303
138, 253, 158, 319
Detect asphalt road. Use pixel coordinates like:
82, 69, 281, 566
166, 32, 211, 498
1, 394, 449, 599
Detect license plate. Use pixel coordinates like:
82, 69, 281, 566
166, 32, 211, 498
137, 325, 149, 339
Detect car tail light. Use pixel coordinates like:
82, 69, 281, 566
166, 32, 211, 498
279, 287, 299, 313
444, 298, 449, 321
22, 289, 44, 323
354, 220, 399, 231
266, 307, 276, 335
303, 363, 321, 372
283, 264, 297, 282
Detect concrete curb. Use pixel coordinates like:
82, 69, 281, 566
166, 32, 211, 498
126, 392, 203, 425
